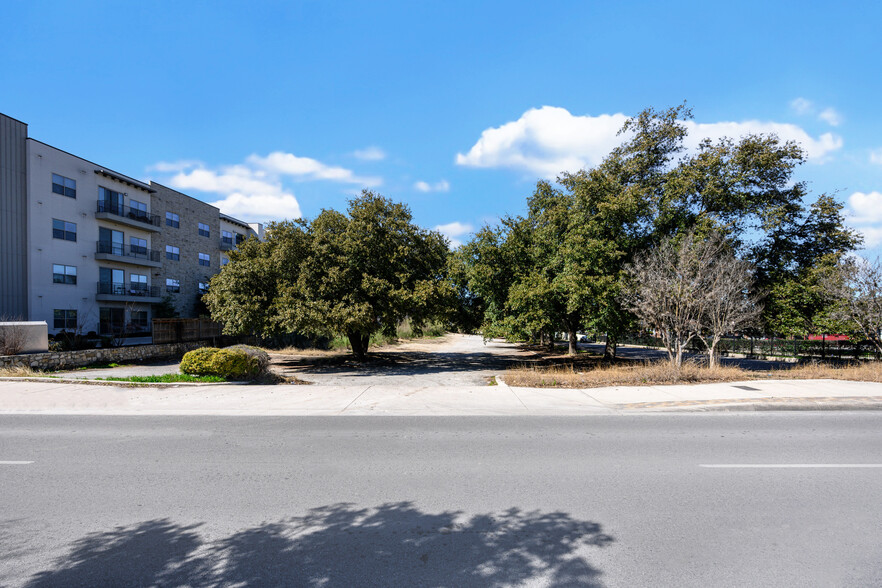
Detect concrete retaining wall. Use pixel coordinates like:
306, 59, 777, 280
0, 321, 48, 353
0, 340, 206, 371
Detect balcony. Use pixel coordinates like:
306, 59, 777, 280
96, 282, 162, 303
220, 238, 234, 251
95, 201, 162, 231
94, 241, 162, 268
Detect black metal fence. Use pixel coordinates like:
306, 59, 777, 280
620, 334, 881, 361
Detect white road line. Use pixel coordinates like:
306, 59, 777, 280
700, 464, 882, 468
0, 461, 34, 465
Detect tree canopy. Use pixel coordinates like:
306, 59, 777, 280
456, 104, 861, 353
205, 191, 453, 359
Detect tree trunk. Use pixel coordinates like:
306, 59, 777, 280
348, 331, 368, 360
568, 328, 577, 356
608, 336, 617, 359
547, 330, 555, 352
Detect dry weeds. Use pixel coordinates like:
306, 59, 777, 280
504, 360, 882, 388
0, 365, 43, 378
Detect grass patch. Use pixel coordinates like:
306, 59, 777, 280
505, 359, 882, 388
95, 373, 226, 383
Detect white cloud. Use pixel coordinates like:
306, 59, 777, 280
353, 146, 387, 161
456, 106, 844, 178
847, 191, 882, 224
870, 149, 882, 165
155, 150, 383, 223
846, 191, 882, 249
434, 221, 474, 247
148, 160, 202, 173
248, 152, 382, 186
168, 164, 301, 222
818, 107, 843, 127
789, 98, 843, 127
414, 180, 450, 192
790, 97, 814, 115
211, 193, 302, 223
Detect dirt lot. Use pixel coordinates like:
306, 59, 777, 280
270, 334, 535, 387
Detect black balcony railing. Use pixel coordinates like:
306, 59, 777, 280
220, 237, 234, 250
96, 201, 161, 227
97, 282, 160, 297
96, 241, 161, 262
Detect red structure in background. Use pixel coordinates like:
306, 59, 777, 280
808, 334, 850, 342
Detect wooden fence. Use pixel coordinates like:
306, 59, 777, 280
152, 318, 223, 344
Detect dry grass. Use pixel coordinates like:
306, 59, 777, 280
0, 365, 44, 378
504, 360, 882, 388
781, 361, 882, 383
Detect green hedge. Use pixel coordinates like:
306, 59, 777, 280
180, 346, 269, 380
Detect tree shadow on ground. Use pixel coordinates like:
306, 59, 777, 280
24, 502, 613, 587
274, 350, 535, 379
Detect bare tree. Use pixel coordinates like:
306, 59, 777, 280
623, 236, 710, 367
694, 236, 762, 368
624, 233, 759, 368
824, 257, 882, 354
0, 315, 29, 355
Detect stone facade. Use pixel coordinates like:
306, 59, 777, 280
150, 183, 223, 318
0, 340, 207, 371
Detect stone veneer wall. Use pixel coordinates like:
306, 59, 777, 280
0, 341, 206, 371
149, 182, 222, 318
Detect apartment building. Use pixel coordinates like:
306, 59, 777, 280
0, 112, 262, 336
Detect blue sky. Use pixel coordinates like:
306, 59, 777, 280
2, 1, 881, 254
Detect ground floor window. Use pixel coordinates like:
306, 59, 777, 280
131, 310, 149, 330
53, 309, 77, 330
99, 307, 125, 335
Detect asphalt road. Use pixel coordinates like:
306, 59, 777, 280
2, 414, 881, 587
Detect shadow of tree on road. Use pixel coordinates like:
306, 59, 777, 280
25, 502, 613, 587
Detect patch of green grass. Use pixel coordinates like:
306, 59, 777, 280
95, 373, 225, 383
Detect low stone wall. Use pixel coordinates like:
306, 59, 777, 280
0, 341, 207, 371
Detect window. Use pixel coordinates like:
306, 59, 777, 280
221, 257, 229, 266
166, 278, 180, 293
165, 245, 180, 261
98, 187, 123, 214
198, 252, 210, 267
166, 212, 180, 228
130, 200, 147, 219
198, 282, 209, 293
130, 237, 147, 255
235, 232, 244, 245
221, 230, 233, 245
99, 307, 124, 335
198, 222, 210, 237
52, 173, 76, 198
131, 310, 149, 330
98, 227, 124, 255
53, 309, 77, 330
52, 219, 77, 241
99, 268, 125, 295
130, 273, 147, 293
52, 264, 77, 285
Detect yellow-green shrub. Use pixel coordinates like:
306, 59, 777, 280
180, 346, 266, 380
180, 347, 221, 376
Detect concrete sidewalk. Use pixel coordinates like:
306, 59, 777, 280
0, 377, 880, 415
